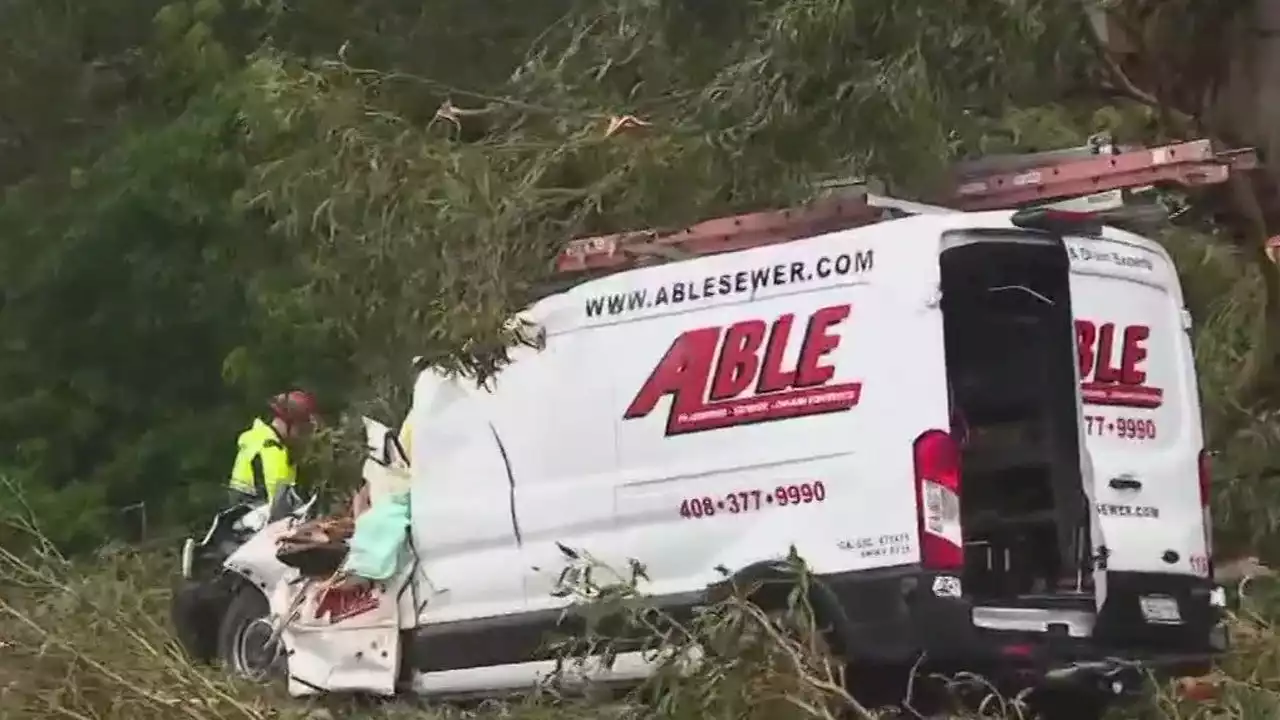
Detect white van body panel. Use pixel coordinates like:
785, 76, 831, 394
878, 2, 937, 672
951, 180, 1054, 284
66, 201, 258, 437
409, 375, 527, 624
536, 230, 946, 605
418, 219, 950, 621
1065, 232, 1207, 577
375, 209, 1212, 696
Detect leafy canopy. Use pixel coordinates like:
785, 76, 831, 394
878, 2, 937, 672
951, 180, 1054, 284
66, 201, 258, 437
4, 0, 1280, 554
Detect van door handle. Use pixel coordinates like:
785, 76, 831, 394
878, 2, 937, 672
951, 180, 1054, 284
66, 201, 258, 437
1109, 476, 1142, 491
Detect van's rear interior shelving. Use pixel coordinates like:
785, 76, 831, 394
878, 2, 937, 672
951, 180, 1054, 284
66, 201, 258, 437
940, 230, 1092, 601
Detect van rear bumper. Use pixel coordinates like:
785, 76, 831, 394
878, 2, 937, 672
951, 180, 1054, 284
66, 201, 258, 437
819, 565, 1225, 688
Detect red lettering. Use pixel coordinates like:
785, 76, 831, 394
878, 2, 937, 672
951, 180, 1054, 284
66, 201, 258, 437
1076, 318, 1161, 409
1120, 325, 1149, 385
314, 584, 379, 624
626, 304, 862, 435
623, 327, 720, 421
757, 315, 798, 393
709, 320, 765, 400
794, 305, 849, 387
1075, 320, 1096, 378
1093, 323, 1123, 383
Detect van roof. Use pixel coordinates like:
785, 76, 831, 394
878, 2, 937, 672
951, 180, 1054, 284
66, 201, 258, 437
553, 139, 1256, 279
933, 209, 1175, 261
525, 208, 1187, 336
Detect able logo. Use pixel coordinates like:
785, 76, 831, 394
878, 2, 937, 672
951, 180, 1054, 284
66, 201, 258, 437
625, 303, 862, 435
1075, 319, 1162, 408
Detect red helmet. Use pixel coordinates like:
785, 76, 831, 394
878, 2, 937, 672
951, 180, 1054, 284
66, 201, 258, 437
269, 389, 319, 425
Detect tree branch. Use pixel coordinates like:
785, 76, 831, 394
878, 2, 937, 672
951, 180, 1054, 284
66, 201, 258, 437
1079, 4, 1196, 132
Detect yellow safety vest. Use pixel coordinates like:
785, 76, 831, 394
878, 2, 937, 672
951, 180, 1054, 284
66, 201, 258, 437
228, 418, 296, 500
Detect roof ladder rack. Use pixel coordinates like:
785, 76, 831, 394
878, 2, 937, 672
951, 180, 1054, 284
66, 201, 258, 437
947, 139, 1258, 211
951, 133, 1130, 178
556, 192, 888, 274
554, 138, 1259, 276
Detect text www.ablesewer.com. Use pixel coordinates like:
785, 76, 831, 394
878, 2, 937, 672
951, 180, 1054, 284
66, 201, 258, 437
584, 251, 874, 318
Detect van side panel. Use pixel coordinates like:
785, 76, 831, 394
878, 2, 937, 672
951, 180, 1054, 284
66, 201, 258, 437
408, 388, 528, 623
486, 337, 625, 611
579, 233, 946, 598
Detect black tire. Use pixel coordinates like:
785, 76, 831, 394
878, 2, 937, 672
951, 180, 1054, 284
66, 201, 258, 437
745, 582, 919, 713
171, 580, 229, 662
1030, 689, 1109, 720
742, 590, 865, 716
216, 585, 281, 681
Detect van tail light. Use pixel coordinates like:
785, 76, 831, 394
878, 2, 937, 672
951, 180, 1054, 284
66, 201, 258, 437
914, 429, 964, 571
1198, 449, 1214, 576
1197, 450, 1212, 509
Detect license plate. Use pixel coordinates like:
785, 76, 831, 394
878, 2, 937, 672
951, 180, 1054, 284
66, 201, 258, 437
1139, 595, 1182, 625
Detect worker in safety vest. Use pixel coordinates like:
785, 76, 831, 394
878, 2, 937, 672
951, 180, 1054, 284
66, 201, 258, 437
227, 389, 320, 505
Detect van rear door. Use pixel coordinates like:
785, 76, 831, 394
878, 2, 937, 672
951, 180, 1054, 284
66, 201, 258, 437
1066, 232, 1214, 637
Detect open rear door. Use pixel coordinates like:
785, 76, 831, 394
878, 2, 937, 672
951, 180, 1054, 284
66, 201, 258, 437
1065, 230, 1215, 647
939, 228, 1097, 608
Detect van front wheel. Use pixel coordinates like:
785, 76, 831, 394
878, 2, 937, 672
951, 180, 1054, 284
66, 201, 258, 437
171, 579, 228, 663
1029, 689, 1108, 720
216, 586, 283, 681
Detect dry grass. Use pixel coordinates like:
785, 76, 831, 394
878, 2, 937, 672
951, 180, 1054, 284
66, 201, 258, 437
2, 531, 1280, 720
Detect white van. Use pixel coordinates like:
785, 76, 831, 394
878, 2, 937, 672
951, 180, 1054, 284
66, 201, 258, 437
224, 205, 1226, 713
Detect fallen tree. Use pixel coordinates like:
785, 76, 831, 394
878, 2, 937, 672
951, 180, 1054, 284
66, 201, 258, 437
1087, 1, 1280, 440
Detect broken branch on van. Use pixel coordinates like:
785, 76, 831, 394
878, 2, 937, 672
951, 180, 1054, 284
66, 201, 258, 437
235, 0, 1093, 383
547, 549, 876, 719
1087, 2, 1280, 437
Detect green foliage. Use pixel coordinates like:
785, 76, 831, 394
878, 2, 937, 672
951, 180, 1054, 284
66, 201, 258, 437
6, 4, 1280, 717
228, 0, 1099, 380
0, 0, 1098, 547
1162, 228, 1280, 561
0, 56, 362, 544
0, 0, 1274, 559
0, 104, 250, 539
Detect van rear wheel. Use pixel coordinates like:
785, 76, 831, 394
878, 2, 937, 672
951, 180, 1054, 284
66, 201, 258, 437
762, 607, 844, 678
1029, 689, 1108, 720
736, 603, 868, 716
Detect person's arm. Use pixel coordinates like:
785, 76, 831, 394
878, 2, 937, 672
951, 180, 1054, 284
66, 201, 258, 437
247, 454, 268, 499
259, 442, 294, 502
